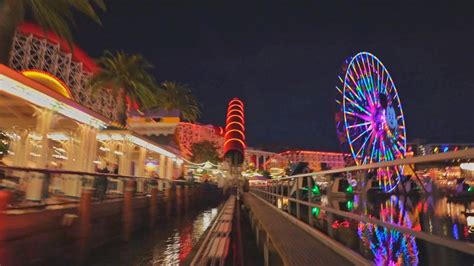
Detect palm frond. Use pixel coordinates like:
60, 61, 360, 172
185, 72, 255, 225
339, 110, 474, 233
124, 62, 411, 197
156, 81, 201, 122
88, 50, 159, 110
27, 0, 105, 51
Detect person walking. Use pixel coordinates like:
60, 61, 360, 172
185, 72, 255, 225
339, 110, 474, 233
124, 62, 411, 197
96, 164, 109, 202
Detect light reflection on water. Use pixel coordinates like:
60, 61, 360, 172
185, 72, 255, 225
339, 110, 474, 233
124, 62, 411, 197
297, 194, 474, 265
90, 205, 220, 266
150, 207, 219, 265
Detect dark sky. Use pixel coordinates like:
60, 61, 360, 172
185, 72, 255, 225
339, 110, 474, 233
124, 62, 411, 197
74, 0, 474, 151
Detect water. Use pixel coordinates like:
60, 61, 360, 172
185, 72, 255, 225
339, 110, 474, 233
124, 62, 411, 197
319, 195, 474, 265
279, 194, 474, 265
89, 203, 220, 266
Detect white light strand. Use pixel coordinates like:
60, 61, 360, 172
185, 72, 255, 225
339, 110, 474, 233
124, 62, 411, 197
0, 75, 107, 129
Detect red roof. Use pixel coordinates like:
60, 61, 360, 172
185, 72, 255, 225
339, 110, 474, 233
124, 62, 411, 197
17, 22, 99, 73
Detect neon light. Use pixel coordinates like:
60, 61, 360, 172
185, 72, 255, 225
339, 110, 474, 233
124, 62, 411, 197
346, 185, 353, 194
226, 114, 245, 123
223, 138, 246, 148
226, 108, 244, 117
224, 129, 245, 140
312, 185, 320, 195
22, 70, 73, 99
229, 98, 244, 107
0, 74, 107, 129
227, 103, 244, 112
225, 121, 245, 131
311, 207, 320, 217
338, 52, 406, 193
346, 200, 353, 211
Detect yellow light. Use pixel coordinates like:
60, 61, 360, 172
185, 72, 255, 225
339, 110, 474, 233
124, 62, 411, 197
145, 162, 157, 172
0, 74, 107, 129
22, 70, 73, 99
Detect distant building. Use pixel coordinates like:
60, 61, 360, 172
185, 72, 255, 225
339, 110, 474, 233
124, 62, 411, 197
408, 141, 474, 156
265, 150, 348, 173
175, 122, 225, 158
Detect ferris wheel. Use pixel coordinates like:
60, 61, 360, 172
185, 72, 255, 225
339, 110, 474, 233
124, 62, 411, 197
335, 52, 407, 192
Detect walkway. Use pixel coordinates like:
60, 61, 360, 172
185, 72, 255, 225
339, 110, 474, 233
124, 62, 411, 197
243, 192, 357, 266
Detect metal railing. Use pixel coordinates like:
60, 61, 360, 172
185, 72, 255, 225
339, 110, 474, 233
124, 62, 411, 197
0, 165, 196, 208
250, 149, 474, 262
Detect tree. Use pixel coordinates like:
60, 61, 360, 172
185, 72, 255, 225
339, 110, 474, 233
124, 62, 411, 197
0, 0, 106, 63
156, 81, 201, 122
87, 50, 158, 123
190, 140, 221, 164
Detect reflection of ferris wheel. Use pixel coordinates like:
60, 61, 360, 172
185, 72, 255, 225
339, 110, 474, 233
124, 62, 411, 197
357, 197, 419, 265
336, 52, 407, 192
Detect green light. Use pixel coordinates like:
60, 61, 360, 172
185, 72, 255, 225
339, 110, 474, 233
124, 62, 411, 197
468, 186, 473, 193
312, 207, 320, 217
346, 200, 353, 211
312, 185, 320, 195
346, 185, 353, 194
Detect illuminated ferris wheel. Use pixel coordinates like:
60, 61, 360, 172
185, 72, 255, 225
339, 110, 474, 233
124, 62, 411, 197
336, 52, 407, 192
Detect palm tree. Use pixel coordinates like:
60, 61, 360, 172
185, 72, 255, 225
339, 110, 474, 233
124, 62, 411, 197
0, 0, 106, 64
157, 81, 201, 122
88, 50, 159, 124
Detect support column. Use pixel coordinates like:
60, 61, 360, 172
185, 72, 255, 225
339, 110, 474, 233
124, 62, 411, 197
136, 147, 147, 177
176, 185, 183, 211
184, 185, 190, 209
149, 185, 158, 228
122, 179, 135, 242
77, 187, 94, 264
118, 141, 133, 176
159, 154, 166, 179
7, 129, 32, 168
25, 109, 53, 201
165, 184, 174, 219
256, 155, 260, 170
65, 125, 97, 198
166, 157, 174, 180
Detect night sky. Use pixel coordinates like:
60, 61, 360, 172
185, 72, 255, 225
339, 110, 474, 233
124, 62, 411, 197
73, 0, 474, 151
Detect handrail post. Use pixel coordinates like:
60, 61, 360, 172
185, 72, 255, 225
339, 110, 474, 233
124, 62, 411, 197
149, 184, 158, 229
0, 190, 9, 265
176, 184, 183, 211
165, 182, 173, 219
122, 178, 135, 242
308, 176, 313, 226
77, 182, 94, 264
184, 184, 190, 209
286, 180, 290, 214
296, 177, 300, 220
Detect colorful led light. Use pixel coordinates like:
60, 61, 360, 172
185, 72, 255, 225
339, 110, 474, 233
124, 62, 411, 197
336, 52, 406, 193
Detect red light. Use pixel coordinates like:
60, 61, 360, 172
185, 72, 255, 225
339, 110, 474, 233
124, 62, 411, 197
224, 98, 246, 162
225, 121, 245, 131
225, 129, 245, 140
226, 114, 245, 123
224, 138, 246, 148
